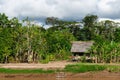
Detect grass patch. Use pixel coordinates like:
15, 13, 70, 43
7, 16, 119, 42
0, 63, 119, 74
106, 65, 120, 72
64, 63, 120, 73
0, 68, 54, 74
64, 64, 106, 73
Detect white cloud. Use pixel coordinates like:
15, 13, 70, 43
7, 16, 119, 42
99, 18, 120, 23
0, 0, 120, 21
97, 0, 120, 18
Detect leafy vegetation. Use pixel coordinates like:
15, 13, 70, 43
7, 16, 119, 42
64, 63, 120, 73
0, 13, 75, 63
0, 68, 54, 74
0, 13, 120, 63
65, 64, 106, 73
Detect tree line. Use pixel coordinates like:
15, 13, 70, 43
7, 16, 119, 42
0, 13, 120, 63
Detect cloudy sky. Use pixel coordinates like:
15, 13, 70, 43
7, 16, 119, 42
0, 0, 120, 23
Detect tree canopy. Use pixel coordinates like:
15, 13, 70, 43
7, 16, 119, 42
0, 13, 120, 63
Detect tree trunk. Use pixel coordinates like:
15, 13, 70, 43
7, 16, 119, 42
5, 55, 8, 63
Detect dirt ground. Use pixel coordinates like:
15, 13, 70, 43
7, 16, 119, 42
0, 61, 119, 69
0, 61, 74, 69
0, 71, 120, 80
0, 61, 120, 80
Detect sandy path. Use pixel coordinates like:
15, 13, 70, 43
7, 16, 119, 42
0, 61, 74, 69
0, 61, 120, 69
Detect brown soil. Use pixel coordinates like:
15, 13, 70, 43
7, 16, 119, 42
0, 71, 120, 80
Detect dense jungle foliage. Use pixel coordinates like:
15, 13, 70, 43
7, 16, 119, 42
0, 13, 120, 63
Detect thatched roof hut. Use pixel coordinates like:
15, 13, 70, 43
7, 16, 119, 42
71, 41, 94, 53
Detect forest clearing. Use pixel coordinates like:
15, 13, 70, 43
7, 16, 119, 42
0, 13, 120, 80
1, 0, 120, 80
0, 12, 120, 80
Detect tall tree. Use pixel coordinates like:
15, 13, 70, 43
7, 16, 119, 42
82, 14, 98, 40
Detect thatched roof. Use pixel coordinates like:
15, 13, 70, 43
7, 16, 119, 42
71, 41, 94, 53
